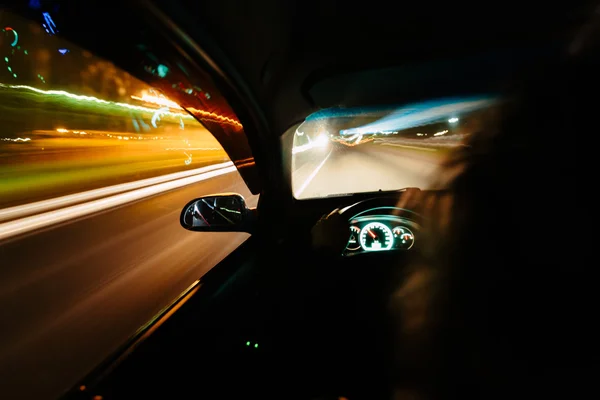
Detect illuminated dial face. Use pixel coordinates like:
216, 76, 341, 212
346, 225, 361, 251
359, 222, 393, 251
392, 226, 415, 250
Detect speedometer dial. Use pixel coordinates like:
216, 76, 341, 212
359, 222, 393, 251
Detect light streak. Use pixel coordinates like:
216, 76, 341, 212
130, 93, 242, 128
187, 107, 243, 128
165, 147, 222, 151
151, 107, 170, 128
0, 166, 237, 241
0, 82, 192, 118
380, 143, 438, 152
0, 162, 234, 225
42, 12, 57, 35
0, 83, 241, 134
131, 94, 182, 109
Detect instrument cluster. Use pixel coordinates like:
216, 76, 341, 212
343, 213, 418, 256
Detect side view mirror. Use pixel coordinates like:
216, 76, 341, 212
180, 193, 255, 233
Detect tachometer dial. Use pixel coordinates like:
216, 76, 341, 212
346, 226, 361, 251
392, 226, 415, 250
359, 222, 393, 251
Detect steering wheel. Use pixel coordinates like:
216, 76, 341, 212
311, 189, 423, 254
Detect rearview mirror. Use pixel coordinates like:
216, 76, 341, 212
180, 193, 255, 233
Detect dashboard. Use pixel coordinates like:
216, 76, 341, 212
343, 207, 419, 256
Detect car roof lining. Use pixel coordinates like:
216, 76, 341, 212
174, 0, 590, 135
303, 42, 564, 110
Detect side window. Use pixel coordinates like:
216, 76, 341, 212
1, 11, 237, 209
0, 10, 255, 400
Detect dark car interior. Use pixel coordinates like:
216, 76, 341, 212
5, 0, 587, 398
65, 192, 430, 400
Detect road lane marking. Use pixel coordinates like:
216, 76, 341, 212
380, 143, 438, 152
0, 162, 234, 223
294, 150, 332, 198
0, 166, 237, 241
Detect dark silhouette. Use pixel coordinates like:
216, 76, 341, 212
389, 6, 599, 399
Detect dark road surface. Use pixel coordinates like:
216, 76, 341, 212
0, 140, 441, 400
0, 171, 256, 400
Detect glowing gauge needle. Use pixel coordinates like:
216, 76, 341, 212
367, 229, 376, 239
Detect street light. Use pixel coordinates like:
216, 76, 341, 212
448, 117, 459, 123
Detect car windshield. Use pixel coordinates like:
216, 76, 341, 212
290, 95, 498, 199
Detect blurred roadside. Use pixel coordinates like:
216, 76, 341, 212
0, 86, 229, 209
